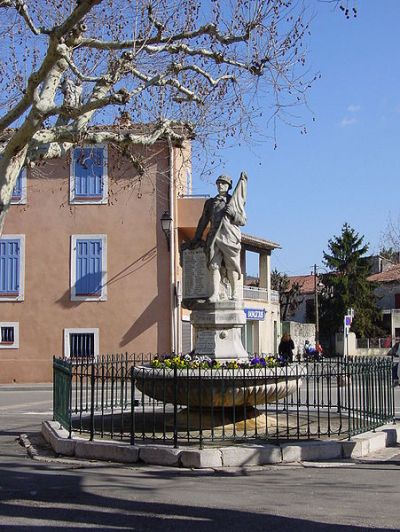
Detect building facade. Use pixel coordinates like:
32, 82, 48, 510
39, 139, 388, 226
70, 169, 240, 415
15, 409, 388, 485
368, 264, 400, 340
0, 131, 280, 383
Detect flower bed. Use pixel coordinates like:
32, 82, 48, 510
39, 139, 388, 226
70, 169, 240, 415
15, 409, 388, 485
150, 354, 279, 370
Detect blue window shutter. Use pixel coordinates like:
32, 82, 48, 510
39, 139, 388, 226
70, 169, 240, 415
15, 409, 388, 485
0, 239, 20, 294
74, 147, 104, 198
75, 239, 102, 295
12, 170, 23, 199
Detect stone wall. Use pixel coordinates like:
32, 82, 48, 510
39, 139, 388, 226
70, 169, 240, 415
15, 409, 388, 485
282, 321, 315, 358
335, 333, 389, 357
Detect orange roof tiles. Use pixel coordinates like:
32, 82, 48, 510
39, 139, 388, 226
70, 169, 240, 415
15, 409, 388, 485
287, 274, 315, 294
368, 264, 400, 283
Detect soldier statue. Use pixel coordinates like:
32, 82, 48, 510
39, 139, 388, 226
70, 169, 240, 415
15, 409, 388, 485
193, 172, 247, 302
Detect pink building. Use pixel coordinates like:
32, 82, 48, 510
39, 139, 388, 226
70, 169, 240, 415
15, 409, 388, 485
0, 126, 280, 384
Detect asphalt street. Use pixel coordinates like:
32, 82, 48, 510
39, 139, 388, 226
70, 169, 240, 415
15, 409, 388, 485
0, 384, 399, 531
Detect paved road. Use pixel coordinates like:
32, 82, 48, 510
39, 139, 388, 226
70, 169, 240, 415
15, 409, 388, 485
0, 384, 400, 531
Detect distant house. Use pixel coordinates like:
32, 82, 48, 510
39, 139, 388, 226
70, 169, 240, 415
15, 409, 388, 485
285, 274, 315, 323
368, 264, 400, 340
284, 256, 400, 341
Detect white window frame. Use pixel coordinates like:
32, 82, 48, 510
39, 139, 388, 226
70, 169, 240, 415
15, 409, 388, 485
0, 322, 19, 349
0, 234, 25, 302
70, 234, 107, 301
69, 144, 108, 205
10, 167, 27, 205
63, 328, 99, 359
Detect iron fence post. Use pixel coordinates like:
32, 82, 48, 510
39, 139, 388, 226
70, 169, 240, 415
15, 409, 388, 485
346, 359, 351, 440
68, 360, 72, 439
130, 365, 136, 446
390, 356, 396, 425
52, 356, 55, 422
173, 365, 178, 449
90, 360, 95, 441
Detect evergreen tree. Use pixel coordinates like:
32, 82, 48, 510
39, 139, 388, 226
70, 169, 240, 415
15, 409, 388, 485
320, 223, 383, 340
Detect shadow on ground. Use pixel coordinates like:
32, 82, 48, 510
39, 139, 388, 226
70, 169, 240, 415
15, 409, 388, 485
0, 459, 394, 532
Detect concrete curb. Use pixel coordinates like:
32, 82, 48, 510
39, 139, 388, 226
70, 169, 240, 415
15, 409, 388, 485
41, 421, 400, 469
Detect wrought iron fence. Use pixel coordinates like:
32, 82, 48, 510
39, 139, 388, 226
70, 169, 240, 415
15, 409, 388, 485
53, 354, 395, 448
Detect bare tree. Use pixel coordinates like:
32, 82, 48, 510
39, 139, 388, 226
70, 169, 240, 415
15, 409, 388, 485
380, 214, 400, 262
271, 269, 303, 321
0, 0, 315, 232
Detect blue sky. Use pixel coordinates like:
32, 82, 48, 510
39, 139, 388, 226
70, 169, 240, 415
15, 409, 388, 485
191, 0, 400, 276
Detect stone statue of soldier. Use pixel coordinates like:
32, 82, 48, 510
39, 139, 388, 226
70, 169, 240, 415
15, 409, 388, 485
193, 172, 247, 303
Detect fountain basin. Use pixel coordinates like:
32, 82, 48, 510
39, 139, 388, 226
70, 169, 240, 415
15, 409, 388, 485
133, 366, 306, 408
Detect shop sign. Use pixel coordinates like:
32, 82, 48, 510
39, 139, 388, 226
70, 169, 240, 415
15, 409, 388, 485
245, 308, 266, 321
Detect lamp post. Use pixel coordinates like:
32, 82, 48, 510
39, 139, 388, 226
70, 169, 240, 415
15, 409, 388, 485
312, 264, 334, 350
312, 264, 328, 347
313, 264, 319, 347
160, 211, 172, 251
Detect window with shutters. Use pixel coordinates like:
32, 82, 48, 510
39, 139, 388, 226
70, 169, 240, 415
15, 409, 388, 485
0, 235, 25, 301
10, 168, 27, 204
64, 328, 99, 359
70, 145, 108, 204
71, 235, 107, 301
0, 322, 19, 349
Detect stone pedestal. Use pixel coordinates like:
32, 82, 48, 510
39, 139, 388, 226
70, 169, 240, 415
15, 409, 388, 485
190, 301, 247, 360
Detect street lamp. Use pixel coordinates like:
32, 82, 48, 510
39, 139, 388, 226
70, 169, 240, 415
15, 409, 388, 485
311, 264, 329, 347
313, 264, 320, 346
160, 211, 173, 251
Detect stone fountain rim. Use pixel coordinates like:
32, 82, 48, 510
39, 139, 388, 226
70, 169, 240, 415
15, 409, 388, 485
132, 364, 308, 380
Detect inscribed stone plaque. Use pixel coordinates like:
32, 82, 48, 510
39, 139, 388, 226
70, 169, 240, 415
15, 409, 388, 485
182, 247, 211, 299
195, 330, 216, 355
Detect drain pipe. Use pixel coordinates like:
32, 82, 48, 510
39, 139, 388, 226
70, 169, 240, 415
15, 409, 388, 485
168, 138, 177, 354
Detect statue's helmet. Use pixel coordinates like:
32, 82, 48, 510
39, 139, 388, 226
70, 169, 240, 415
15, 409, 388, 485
216, 174, 232, 190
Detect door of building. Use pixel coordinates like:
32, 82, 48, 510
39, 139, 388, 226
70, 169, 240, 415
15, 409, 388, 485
241, 321, 258, 354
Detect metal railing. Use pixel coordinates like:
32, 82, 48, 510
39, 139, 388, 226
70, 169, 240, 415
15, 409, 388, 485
53, 354, 395, 448
356, 337, 397, 349
243, 286, 269, 301
270, 289, 280, 303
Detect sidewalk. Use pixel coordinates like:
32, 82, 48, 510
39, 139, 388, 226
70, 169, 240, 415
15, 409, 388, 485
0, 383, 52, 392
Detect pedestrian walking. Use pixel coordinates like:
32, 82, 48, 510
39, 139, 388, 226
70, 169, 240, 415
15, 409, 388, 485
278, 333, 295, 364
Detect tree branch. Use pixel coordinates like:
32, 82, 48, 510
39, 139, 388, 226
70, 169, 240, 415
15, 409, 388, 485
144, 42, 248, 71
0, 1, 97, 131
63, 52, 103, 83
47, 91, 128, 120
14, 0, 47, 35
77, 22, 256, 50
171, 63, 235, 87
30, 120, 186, 154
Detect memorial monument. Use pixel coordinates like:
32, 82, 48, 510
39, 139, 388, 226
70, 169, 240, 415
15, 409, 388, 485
181, 171, 249, 360
133, 172, 304, 433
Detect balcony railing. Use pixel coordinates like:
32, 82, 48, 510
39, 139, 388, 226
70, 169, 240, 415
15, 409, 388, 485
243, 286, 280, 304
355, 337, 396, 349
270, 289, 280, 303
